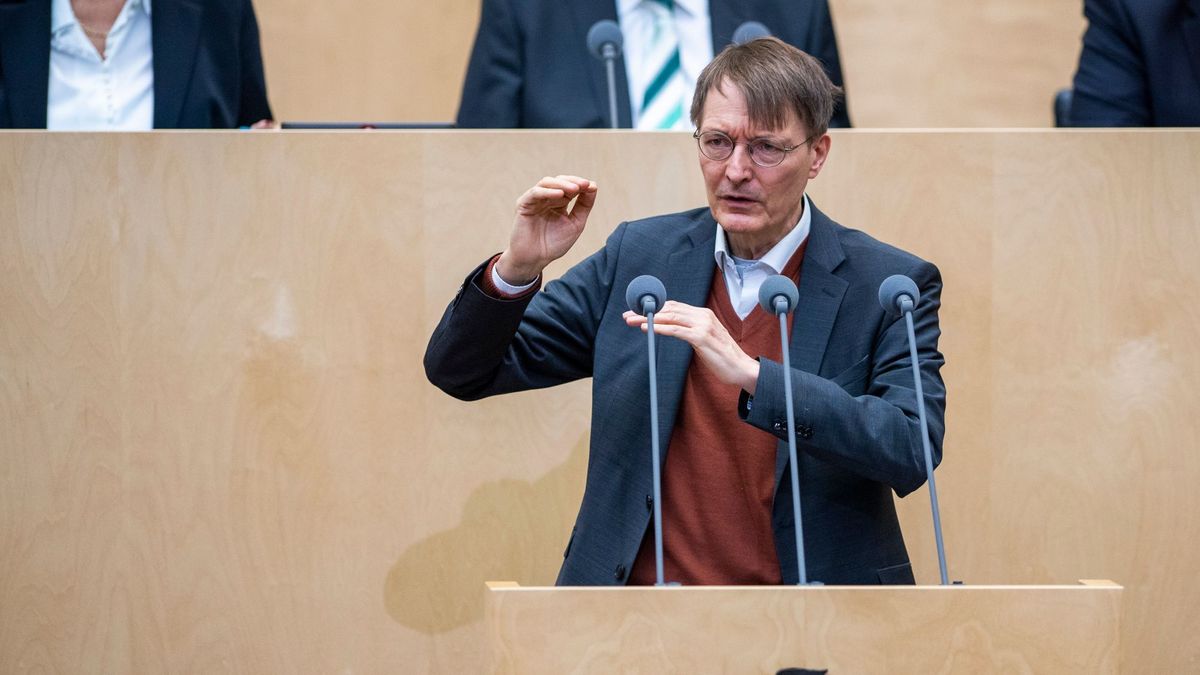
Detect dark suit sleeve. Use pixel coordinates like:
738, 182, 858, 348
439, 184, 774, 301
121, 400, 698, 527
236, 0, 273, 125
740, 261, 945, 497
456, 0, 523, 128
1070, 0, 1150, 126
808, 0, 851, 128
424, 225, 627, 399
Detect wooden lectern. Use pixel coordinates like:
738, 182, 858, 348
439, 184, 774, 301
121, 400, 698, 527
485, 580, 1121, 673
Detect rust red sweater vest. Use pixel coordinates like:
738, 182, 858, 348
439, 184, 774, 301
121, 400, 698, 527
628, 241, 807, 585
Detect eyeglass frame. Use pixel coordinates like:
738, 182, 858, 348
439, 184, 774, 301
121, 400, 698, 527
691, 128, 818, 168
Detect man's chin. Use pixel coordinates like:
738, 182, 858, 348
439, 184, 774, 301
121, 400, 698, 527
714, 211, 764, 233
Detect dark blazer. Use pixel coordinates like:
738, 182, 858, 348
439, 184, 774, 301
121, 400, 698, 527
456, 0, 850, 129
1070, 0, 1200, 126
0, 0, 272, 128
424, 204, 946, 586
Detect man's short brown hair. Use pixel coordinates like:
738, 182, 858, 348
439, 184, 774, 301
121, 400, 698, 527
690, 37, 843, 138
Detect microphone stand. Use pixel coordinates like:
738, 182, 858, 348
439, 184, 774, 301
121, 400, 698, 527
774, 300, 810, 585
644, 300, 666, 585
627, 274, 670, 586
602, 46, 620, 130
900, 296, 949, 585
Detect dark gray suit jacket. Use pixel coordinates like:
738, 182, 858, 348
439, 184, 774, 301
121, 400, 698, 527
0, 0, 272, 128
424, 204, 945, 585
456, 0, 850, 129
1070, 0, 1200, 126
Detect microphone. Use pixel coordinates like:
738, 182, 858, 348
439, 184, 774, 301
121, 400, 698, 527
878, 274, 919, 318
625, 274, 666, 316
758, 275, 815, 585
732, 21, 772, 45
587, 20, 625, 130
877, 274, 950, 585
759, 274, 798, 315
626, 275, 669, 585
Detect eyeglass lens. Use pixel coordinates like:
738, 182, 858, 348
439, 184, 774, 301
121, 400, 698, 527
696, 131, 788, 167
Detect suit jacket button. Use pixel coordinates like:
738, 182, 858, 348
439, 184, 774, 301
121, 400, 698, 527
614, 564, 627, 581
646, 494, 654, 511
800, 424, 814, 440
772, 421, 784, 432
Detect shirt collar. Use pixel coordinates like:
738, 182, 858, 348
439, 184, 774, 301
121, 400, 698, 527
51, 0, 75, 34
52, 0, 151, 35
714, 193, 812, 272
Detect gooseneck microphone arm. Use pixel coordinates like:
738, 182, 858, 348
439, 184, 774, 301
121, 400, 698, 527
587, 21, 625, 130
626, 275, 669, 585
758, 275, 811, 585
901, 297, 949, 585
603, 50, 619, 130
776, 301, 809, 585
879, 274, 949, 585
645, 302, 665, 584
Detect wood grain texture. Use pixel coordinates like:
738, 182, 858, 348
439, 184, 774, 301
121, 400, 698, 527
487, 582, 1122, 673
253, 0, 480, 124
1, 130, 1198, 672
831, 0, 1085, 126
251, 0, 1084, 127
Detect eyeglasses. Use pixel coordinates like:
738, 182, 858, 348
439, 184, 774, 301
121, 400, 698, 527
692, 129, 811, 167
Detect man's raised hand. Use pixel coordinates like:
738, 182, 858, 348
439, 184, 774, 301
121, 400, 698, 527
496, 175, 598, 285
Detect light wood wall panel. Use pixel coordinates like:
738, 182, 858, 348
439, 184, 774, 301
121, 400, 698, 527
254, 0, 481, 123
252, 0, 1085, 127
2, 130, 1198, 672
832, 0, 1085, 126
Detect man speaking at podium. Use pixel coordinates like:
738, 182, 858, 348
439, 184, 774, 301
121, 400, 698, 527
425, 38, 946, 586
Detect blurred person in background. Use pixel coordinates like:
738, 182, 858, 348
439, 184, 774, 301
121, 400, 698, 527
456, 0, 850, 129
1069, 0, 1200, 126
0, 0, 272, 129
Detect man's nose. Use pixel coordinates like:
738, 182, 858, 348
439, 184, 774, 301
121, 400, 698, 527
725, 144, 755, 181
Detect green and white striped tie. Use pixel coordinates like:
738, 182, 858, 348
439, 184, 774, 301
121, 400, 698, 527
636, 0, 688, 130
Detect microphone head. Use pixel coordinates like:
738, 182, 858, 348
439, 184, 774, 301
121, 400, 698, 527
626, 275, 667, 315
587, 20, 624, 60
732, 21, 772, 45
758, 274, 799, 315
878, 274, 920, 317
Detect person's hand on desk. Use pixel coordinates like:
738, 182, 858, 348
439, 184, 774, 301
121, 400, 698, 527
496, 175, 597, 285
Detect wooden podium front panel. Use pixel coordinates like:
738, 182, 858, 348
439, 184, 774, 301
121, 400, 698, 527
487, 583, 1121, 674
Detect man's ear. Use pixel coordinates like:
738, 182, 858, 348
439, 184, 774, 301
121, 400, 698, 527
808, 134, 832, 179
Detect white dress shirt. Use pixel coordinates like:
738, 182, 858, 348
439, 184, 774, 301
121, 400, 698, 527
617, 0, 713, 129
714, 194, 812, 319
47, 0, 154, 131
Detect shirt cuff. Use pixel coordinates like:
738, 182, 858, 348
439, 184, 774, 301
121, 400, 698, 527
482, 254, 540, 299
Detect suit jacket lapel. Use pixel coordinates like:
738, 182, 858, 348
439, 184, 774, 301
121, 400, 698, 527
652, 212, 719, 461
152, 0, 203, 128
789, 203, 847, 376
0, 0, 51, 127
1184, 0, 1200, 86
774, 204, 848, 483
571, 1, 632, 128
